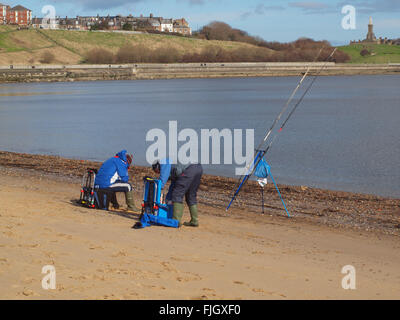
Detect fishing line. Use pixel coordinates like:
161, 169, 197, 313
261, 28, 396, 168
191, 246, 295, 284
226, 47, 338, 211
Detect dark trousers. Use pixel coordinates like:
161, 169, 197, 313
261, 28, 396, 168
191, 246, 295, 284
171, 164, 203, 206
98, 182, 132, 209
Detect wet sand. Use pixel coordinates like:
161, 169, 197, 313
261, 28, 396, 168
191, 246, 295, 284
0, 151, 400, 299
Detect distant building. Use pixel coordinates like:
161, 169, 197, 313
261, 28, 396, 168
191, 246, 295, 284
58, 16, 78, 30
0, 3, 31, 25
173, 18, 192, 35
350, 17, 396, 45
20, 4, 193, 36
31, 17, 43, 28
0, 3, 11, 24
75, 16, 100, 30
9, 5, 32, 25
161, 18, 173, 32
119, 14, 192, 35
365, 17, 377, 42
149, 17, 161, 31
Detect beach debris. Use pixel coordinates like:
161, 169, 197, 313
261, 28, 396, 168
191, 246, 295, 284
22, 288, 36, 296
0, 151, 399, 235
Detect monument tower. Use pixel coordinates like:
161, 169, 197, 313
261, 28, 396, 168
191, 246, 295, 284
350, 16, 394, 45
366, 17, 377, 42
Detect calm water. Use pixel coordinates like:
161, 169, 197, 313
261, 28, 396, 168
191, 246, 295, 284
0, 76, 399, 198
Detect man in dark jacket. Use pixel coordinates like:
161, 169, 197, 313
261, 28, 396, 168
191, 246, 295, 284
95, 150, 139, 213
152, 158, 203, 227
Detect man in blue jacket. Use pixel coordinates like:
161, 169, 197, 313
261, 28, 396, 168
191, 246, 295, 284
152, 158, 203, 227
95, 150, 139, 212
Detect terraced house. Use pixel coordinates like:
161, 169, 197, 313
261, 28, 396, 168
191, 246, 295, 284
31, 12, 192, 35
173, 18, 192, 35
6, 2, 191, 35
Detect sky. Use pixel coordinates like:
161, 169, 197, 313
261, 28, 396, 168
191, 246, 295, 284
8, 0, 400, 45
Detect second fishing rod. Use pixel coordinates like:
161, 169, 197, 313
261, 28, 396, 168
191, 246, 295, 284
226, 47, 338, 211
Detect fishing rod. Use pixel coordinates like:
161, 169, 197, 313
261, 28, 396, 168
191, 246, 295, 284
256, 47, 324, 150
265, 48, 338, 155
225, 49, 324, 208
226, 47, 337, 212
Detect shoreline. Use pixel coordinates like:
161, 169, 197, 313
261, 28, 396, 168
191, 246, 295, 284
1, 150, 399, 236
0, 148, 397, 200
1, 62, 399, 83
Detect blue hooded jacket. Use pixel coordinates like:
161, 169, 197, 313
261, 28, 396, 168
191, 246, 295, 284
95, 150, 130, 189
158, 158, 193, 201
159, 158, 172, 189
158, 158, 174, 201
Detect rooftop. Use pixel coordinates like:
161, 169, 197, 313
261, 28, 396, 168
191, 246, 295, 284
11, 5, 30, 11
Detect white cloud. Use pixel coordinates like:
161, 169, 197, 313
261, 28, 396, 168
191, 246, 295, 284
289, 2, 330, 10
288, 1, 337, 14
337, 0, 400, 14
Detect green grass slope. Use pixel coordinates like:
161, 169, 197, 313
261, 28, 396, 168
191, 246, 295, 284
0, 25, 272, 65
339, 44, 400, 64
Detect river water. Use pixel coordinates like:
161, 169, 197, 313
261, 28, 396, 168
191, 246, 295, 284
0, 76, 399, 198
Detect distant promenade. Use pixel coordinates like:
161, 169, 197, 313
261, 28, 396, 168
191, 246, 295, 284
0, 62, 399, 83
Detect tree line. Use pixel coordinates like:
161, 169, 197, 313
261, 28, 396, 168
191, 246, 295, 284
193, 21, 350, 63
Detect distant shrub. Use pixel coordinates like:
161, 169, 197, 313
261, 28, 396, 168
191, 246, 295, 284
179, 45, 276, 63
115, 45, 136, 63
196, 21, 259, 45
85, 48, 115, 64
39, 51, 55, 64
153, 46, 180, 63
194, 21, 352, 63
115, 45, 150, 63
90, 21, 110, 31
360, 49, 370, 56
332, 50, 351, 63
90, 23, 100, 31
87, 36, 350, 64
122, 23, 133, 31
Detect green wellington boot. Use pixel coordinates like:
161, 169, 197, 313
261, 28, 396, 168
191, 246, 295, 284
172, 202, 184, 227
125, 191, 141, 213
183, 204, 199, 227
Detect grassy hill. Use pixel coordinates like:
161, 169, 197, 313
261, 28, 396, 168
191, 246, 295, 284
2, 25, 398, 66
0, 25, 272, 65
338, 44, 400, 64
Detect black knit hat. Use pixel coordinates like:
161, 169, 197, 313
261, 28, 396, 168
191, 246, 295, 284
152, 160, 160, 172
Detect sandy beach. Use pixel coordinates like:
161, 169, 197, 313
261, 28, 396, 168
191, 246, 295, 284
0, 151, 400, 300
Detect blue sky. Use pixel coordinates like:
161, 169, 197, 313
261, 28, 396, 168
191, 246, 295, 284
9, 0, 400, 45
